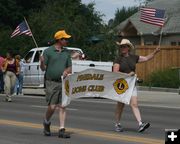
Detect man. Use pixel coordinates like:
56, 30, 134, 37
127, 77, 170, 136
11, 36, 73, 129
40, 30, 72, 138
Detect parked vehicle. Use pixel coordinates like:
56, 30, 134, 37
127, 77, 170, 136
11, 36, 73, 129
23, 47, 113, 87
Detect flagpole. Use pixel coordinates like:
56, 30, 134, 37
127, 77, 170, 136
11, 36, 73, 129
24, 17, 39, 48
158, 27, 163, 46
158, 11, 166, 47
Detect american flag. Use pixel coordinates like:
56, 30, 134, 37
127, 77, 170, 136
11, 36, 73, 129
11, 21, 32, 38
140, 7, 165, 27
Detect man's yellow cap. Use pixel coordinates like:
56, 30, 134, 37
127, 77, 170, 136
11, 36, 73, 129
54, 30, 71, 40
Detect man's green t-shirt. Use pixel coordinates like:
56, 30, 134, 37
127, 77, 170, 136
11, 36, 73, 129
43, 46, 72, 80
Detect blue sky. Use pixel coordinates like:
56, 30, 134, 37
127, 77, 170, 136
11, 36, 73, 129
81, 0, 141, 23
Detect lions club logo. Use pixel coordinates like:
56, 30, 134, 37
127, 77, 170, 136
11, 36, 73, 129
113, 78, 129, 94
64, 80, 70, 96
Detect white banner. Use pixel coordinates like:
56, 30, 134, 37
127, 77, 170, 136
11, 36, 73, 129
62, 69, 136, 107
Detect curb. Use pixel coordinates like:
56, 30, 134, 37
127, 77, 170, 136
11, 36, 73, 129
137, 86, 179, 93
22, 86, 180, 96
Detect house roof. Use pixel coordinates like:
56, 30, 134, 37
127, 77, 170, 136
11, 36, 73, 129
114, 0, 180, 36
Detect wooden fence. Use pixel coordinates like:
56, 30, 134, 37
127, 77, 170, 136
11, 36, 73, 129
135, 45, 180, 80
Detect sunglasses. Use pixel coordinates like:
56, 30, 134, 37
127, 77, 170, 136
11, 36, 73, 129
121, 45, 129, 48
61, 38, 69, 41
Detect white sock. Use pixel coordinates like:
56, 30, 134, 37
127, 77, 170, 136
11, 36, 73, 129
44, 119, 50, 124
115, 122, 121, 126
59, 127, 65, 130
139, 121, 142, 126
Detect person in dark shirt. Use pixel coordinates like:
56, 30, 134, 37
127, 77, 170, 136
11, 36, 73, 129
113, 39, 160, 133
2, 51, 20, 102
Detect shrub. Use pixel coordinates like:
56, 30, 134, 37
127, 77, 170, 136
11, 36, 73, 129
142, 68, 180, 88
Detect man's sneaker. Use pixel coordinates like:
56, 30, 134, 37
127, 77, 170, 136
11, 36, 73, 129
43, 121, 51, 136
138, 122, 150, 132
115, 123, 123, 132
8, 97, 12, 102
5, 97, 12, 102
58, 128, 70, 138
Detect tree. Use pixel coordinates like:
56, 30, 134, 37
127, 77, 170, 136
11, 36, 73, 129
108, 6, 138, 28
0, 0, 46, 28
27, 0, 104, 53
0, 0, 105, 59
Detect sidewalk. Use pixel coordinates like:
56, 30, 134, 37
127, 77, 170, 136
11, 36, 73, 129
23, 88, 45, 96
138, 90, 180, 108
138, 86, 179, 93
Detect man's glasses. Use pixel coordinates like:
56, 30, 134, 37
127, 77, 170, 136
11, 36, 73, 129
61, 38, 69, 41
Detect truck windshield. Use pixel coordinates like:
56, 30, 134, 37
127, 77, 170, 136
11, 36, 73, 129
33, 50, 42, 62
24, 51, 34, 63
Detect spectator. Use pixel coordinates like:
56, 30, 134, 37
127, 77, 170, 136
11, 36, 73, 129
14, 55, 25, 95
2, 51, 20, 102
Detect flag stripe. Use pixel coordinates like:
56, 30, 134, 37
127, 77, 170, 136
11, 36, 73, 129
11, 21, 32, 38
140, 7, 165, 27
141, 15, 164, 21
140, 19, 164, 27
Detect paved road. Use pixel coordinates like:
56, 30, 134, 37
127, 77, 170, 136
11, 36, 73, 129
0, 91, 180, 144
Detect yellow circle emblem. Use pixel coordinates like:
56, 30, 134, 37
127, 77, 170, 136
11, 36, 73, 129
64, 80, 70, 96
113, 78, 129, 94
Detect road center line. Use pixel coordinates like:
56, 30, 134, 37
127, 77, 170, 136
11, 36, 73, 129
0, 119, 163, 144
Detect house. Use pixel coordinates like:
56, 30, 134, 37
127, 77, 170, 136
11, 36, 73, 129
111, 0, 180, 81
113, 0, 180, 46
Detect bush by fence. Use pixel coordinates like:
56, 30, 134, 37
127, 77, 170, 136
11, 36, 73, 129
141, 68, 180, 88
135, 45, 180, 82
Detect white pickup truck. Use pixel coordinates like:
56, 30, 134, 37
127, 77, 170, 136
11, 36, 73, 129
23, 47, 113, 87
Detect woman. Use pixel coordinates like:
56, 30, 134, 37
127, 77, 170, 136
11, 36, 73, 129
2, 51, 20, 102
113, 39, 160, 132
14, 55, 25, 95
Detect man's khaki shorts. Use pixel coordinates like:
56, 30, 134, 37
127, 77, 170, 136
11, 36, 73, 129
45, 80, 62, 105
